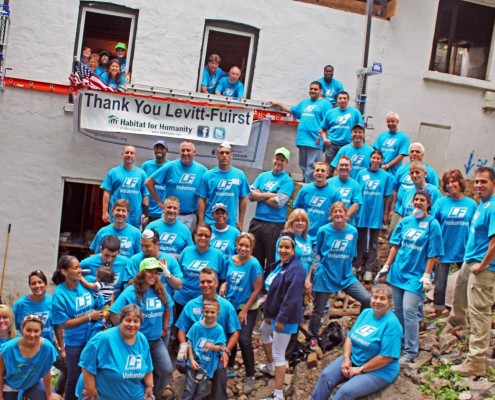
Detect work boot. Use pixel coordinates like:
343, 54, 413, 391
451, 360, 486, 377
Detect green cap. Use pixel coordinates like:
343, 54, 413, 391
115, 42, 127, 50
274, 147, 290, 161
139, 257, 164, 272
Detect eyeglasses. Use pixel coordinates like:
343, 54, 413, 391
196, 233, 211, 238
23, 314, 42, 323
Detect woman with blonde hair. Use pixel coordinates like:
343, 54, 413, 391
0, 305, 17, 344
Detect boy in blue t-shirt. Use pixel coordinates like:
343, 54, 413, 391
183, 298, 226, 400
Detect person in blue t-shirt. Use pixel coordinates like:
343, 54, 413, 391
249, 147, 295, 273
0, 305, 17, 346
307, 202, 371, 350
76, 304, 154, 400
379, 188, 444, 363
99, 58, 125, 89
430, 170, 477, 318
201, 54, 227, 94
110, 257, 172, 399
311, 284, 402, 400
146, 141, 207, 231
219, 233, 263, 394
101, 145, 149, 228
141, 140, 169, 223
372, 112, 410, 177
211, 203, 240, 259
317, 64, 345, 106
449, 167, 495, 377
355, 150, 393, 282
51, 256, 104, 400
0, 314, 61, 400
197, 142, 250, 230
183, 298, 226, 400
320, 91, 364, 175
215, 66, 244, 98
146, 196, 193, 258
114, 42, 127, 75
271, 82, 332, 183
90, 199, 142, 258
331, 124, 374, 179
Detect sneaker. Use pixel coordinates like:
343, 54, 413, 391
451, 361, 486, 377
226, 366, 237, 378
309, 338, 318, 350
260, 393, 283, 400
258, 363, 275, 377
243, 376, 256, 395
363, 271, 373, 282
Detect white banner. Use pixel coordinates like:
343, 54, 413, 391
78, 90, 254, 146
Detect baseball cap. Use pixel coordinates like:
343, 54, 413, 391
415, 188, 432, 203
99, 50, 110, 58
115, 42, 127, 50
219, 141, 231, 149
139, 257, 164, 272
352, 123, 365, 131
154, 140, 168, 149
274, 147, 290, 161
212, 203, 228, 213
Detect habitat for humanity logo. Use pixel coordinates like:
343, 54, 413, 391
108, 115, 119, 124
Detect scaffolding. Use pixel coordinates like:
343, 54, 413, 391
0, 3, 11, 92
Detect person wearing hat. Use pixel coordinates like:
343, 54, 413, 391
141, 140, 170, 223
373, 112, 410, 177
330, 123, 374, 179
201, 54, 227, 94
378, 187, 444, 364
211, 203, 240, 259
248, 147, 295, 273
197, 142, 250, 230
95, 50, 110, 76
114, 42, 127, 74
110, 257, 173, 399
319, 91, 364, 175
270, 81, 332, 183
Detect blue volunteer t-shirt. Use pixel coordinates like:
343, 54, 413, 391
225, 257, 263, 309
349, 308, 402, 383
464, 194, 495, 271
101, 165, 149, 228
356, 168, 393, 229
331, 144, 374, 180
293, 182, 342, 243
275, 235, 313, 275
387, 216, 444, 296
398, 183, 442, 217
80, 253, 128, 298
321, 106, 363, 145
197, 167, 250, 227
1, 338, 57, 391
431, 195, 477, 263
216, 77, 244, 97
52, 282, 94, 346
373, 130, 410, 176
12, 294, 54, 343
75, 327, 153, 400
110, 285, 168, 340
317, 77, 344, 105
174, 246, 226, 306
314, 223, 359, 292
175, 294, 241, 335
252, 170, 294, 223
146, 219, 193, 255
264, 264, 282, 292
291, 98, 332, 149
150, 159, 208, 214
327, 176, 362, 227
211, 225, 240, 259
202, 65, 227, 94
186, 321, 226, 378
141, 158, 169, 218
90, 223, 142, 258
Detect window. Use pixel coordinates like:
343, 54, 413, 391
294, 0, 398, 19
75, 2, 138, 82
197, 20, 259, 98
429, 0, 495, 80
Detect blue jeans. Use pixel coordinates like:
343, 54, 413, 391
392, 286, 423, 360
433, 262, 461, 310
299, 146, 322, 183
148, 338, 173, 398
309, 283, 371, 339
65, 344, 85, 400
228, 308, 258, 377
310, 355, 390, 400
3, 379, 49, 400
211, 360, 227, 400
182, 366, 210, 400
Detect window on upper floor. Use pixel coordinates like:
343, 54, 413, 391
429, 0, 495, 80
75, 2, 138, 83
197, 20, 259, 99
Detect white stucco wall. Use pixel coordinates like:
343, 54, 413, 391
0, 0, 494, 294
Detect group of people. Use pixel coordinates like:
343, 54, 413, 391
80, 42, 128, 89
200, 54, 245, 98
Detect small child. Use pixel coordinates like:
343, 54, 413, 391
80, 265, 115, 307
182, 298, 226, 400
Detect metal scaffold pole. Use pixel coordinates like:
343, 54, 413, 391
0, 1, 11, 92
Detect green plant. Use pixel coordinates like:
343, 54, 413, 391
419, 362, 469, 400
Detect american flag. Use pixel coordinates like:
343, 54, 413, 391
69, 61, 124, 92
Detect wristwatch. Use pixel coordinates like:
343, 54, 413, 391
359, 365, 365, 373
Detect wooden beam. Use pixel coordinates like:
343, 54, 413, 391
295, 0, 398, 19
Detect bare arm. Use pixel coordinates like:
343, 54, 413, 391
238, 196, 247, 231
79, 276, 98, 290
102, 190, 111, 223
383, 195, 392, 225
347, 203, 360, 219
269, 101, 292, 114
200, 86, 209, 94
238, 274, 263, 324
383, 154, 405, 171
220, 331, 240, 368
54, 325, 65, 358
82, 368, 99, 399
110, 312, 119, 327
384, 245, 399, 267
163, 274, 182, 290
60, 310, 104, 329
197, 197, 206, 226
388, 190, 397, 221
178, 329, 187, 344
249, 190, 275, 202
145, 177, 164, 210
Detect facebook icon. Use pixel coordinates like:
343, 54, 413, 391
197, 126, 209, 138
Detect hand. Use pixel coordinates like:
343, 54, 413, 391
275, 321, 284, 332
60, 349, 66, 359
323, 139, 332, 146
177, 342, 188, 360
143, 386, 154, 400
218, 282, 227, 297
374, 264, 390, 284
48, 393, 63, 400
102, 211, 110, 224
305, 280, 313, 292
238, 309, 248, 325
347, 366, 362, 378
141, 214, 149, 226
82, 386, 99, 400
388, 210, 395, 223
190, 359, 199, 370
383, 213, 391, 226
89, 310, 104, 321
382, 164, 389, 171
419, 273, 433, 292
158, 260, 170, 277
236, 221, 243, 231
341, 357, 352, 377
220, 352, 229, 368
471, 262, 485, 275
161, 328, 168, 338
